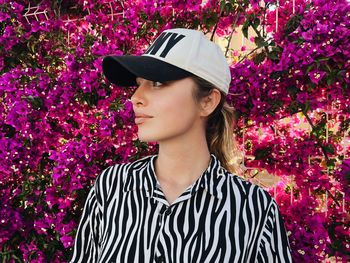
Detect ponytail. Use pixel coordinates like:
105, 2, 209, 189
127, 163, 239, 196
191, 75, 243, 176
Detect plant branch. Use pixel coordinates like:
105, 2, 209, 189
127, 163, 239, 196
302, 110, 329, 162
238, 46, 260, 63
211, 10, 224, 41
248, 19, 269, 54
302, 111, 342, 207
225, 11, 241, 57
326, 189, 341, 208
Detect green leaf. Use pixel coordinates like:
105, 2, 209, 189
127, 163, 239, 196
225, 4, 231, 14
256, 37, 269, 48
288, 101, 300, 114
294, 37, 305, 45
31, 97, 43, 110
219, 0, 225, 14
252, 17, 260, 28
339, 118, 350, 133
253, 51, 266, 64
345, 171, 350, 183
270, 70, 285, 80
315, 56, 329, 63
306, 64, 314, 73
254, 146, 272, 160
2, 124, 16, 138
21, 95, 43, 110
301, 100, 311, 113
323, 144, 335, 154
242, 20, 249, 39
66, 117, 79, 129
326, 77, 334, 86
284, 14, 303, 35
326, 158, 336, 169
109, 98, 124, 111
267, 51, 279, 61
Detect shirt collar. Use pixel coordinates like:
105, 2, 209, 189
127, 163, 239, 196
123, 153, 227, 200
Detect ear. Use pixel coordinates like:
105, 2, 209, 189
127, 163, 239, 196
199, 89, 221, 117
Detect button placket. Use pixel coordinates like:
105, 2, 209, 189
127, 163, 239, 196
165, 207, 172, 215
155, 255, 166, 263
158, 205, 166, 227
154, 204, 168, 263
158, 212, 162, 227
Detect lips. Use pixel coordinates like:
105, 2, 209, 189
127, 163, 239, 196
134, 113, 153, 124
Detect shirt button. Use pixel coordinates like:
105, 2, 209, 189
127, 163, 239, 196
165, 208, 172, 215
155, 255, 165, 263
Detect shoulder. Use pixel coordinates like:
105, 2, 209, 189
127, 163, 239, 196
93, 155, 154, 200
96, 155, 152, 182
222, 168, 274, 209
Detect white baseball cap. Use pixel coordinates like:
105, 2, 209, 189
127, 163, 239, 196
102, 28, 231, 94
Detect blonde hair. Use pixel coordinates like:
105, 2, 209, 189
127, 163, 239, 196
191, 75, 243, 176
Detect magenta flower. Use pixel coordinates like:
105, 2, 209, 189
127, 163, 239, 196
308, 70, 326, 84
335, 158, 350, 196
60, 235, 74, 248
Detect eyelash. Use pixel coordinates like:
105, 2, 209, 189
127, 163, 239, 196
135, 81, 164, 88
152, 81, 163, 87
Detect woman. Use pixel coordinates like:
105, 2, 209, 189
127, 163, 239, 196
70, 28, 292, 262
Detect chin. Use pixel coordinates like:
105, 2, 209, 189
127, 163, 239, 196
137, 132, 158, 143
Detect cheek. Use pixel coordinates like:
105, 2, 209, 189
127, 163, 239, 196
158, 96, 199, 127
137, 96, 198, 139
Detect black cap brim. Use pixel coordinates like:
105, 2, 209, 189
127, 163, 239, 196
102, 55, 193, 86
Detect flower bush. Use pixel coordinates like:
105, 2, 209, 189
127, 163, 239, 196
0, 0, 349, 262
229, 0, 350, 261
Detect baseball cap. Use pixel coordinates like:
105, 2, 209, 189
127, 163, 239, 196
102, 28, 231, 94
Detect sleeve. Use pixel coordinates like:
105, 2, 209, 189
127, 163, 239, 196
69, 183, 103, 263
256, 199, 293, 262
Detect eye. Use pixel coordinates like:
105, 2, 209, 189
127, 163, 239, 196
152, 81, 164, 87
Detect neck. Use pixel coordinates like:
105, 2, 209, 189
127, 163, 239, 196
155, 132, 211, 186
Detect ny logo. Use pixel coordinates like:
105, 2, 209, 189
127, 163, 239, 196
145, 32, 185, 58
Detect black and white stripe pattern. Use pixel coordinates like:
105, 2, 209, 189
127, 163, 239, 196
70, 154, 293, 262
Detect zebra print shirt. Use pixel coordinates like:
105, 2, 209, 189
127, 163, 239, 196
69, 154, 293, 262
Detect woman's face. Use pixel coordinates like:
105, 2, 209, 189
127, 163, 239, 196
130, 77, 204, 143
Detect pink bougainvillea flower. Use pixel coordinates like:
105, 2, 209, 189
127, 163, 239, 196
308, 70, 326, 84
60, 235, 74, 248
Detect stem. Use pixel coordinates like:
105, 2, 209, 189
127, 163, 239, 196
250, 171, 259, 178
211, 10, 224, 41
302, 110, 329, 162
237, 46, 260, 63
248, 19, 269, 54
326, 190, 341, 208
0, 251, 15, 256
262, 3, 267, 37
225, 11, 241, 57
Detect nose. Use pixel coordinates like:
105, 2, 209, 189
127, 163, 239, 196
130, 83, 147, 107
